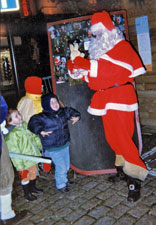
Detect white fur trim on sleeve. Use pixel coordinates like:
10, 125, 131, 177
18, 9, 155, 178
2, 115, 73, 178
90, 60, 98, 77
129, 67, 146, 78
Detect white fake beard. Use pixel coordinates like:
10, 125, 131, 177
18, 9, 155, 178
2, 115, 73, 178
88, 28, 124, 60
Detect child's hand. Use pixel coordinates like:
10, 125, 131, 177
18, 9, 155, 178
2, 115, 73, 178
70, 116, 80, 124
40, 131, 53, 137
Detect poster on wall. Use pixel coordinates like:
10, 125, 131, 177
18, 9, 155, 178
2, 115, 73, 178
47, 10, 129, 87
135, 16, 152, 71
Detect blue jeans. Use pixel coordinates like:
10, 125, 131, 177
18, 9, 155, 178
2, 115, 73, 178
44, 146, 70, 189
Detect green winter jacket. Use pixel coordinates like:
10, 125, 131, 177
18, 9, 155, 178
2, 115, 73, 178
5, 121, 42, 171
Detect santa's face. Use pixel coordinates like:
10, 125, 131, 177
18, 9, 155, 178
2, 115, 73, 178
89, 29, 109, 60
89, 26, 124, 60
92, 31, 103, 40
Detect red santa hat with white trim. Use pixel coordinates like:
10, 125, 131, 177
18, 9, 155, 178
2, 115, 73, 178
91, 10, 115, 33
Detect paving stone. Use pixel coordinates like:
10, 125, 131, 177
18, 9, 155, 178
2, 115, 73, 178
112, 181, 127, 191
29, 213, 49, 224
107, 204, 129, 219
38, 209, 54, 218
30, 200, 50, 212
96, 188, 116, 201
81, 197, 102, 211
37, 218, 54, 225
146, 178, 156, 188
128, 203, 149, 219
68, 197, 87, 209
149, 205, 156, 216
114, 215, 136, 225
94, 216, 115, 225
142, 175, 153, 185
46, 192, 64, 203
17, 222, 34, 225
81, 181, 99, 191
50, 207, 72, 221
65, 189, 86, 200
141, 185, 155, 197
96, 181, 112, 191
135, 214, 156, 225
104, 194, 125, 208
45, 193, 61, 202
143, 194, 156, 206
122, 197, 142, 208
73, 215, 95, 225
12, 196, 27, 208
117, 185, 128, 198
95, 174, 110, 182
53, 220, 69, 225
13, 215, 34, 225
75, 176, 89, 186
37, 220, 54, 225
81, 187, 101, 199
50, 198, 70, 211
88, 205, 110, 219
65, 208, 86, 223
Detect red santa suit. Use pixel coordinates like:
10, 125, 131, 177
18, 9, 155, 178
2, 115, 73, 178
67, 13, 148, 182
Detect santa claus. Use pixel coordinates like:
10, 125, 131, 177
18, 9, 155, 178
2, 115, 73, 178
67, 10, 148, 202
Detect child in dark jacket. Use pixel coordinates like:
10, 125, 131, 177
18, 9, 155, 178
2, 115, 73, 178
28, 93, 80, 193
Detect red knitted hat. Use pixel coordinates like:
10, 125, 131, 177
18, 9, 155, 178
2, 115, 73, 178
24, 76, 42, 94
91, 11, 115, 33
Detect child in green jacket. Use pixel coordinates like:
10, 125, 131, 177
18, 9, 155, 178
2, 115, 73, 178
5, 109, 43, 201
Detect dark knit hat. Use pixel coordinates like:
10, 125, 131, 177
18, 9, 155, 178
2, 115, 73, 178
24, 76, 42, 94
41, 93, 59, 111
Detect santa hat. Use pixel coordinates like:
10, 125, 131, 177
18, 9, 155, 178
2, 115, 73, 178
91, 11, 115, 33
24, 76, 42, 94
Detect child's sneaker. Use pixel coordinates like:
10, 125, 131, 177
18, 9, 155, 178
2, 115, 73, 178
59, 186, 70, 193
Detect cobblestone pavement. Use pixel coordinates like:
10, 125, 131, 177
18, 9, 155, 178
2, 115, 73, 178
11, 167, 156, 225
7, 129, 156, 225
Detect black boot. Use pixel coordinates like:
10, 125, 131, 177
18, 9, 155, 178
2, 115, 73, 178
127, 177, 141, 202
29, 179, 43, 194
108, 166, 126, 183
22, 183, 37, 201
66, 179, 75, 187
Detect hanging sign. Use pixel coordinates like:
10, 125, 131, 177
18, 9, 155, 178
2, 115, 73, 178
0, 0, 20, 12
135, 16, 152, 71
21, 0, 30, 17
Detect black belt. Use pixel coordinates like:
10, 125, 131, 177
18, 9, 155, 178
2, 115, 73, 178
99, 82, 132, 91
